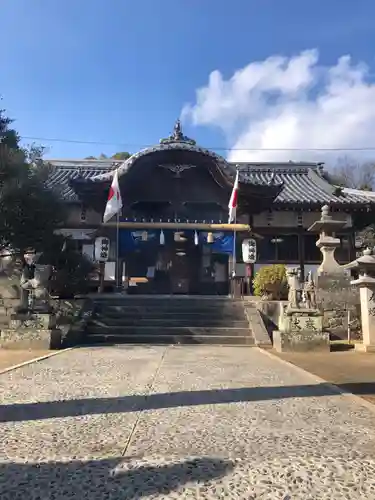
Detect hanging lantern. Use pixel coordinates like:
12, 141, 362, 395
207, 232, 214, 244
141, 231, 148, 241
159, 229, 165, 245
242, 238, 257, 263
194, 230, 199, 246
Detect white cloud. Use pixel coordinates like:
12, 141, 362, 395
182, 50, 375, 164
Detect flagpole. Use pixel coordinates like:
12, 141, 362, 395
103, 167, 123, 292
233, 213, 237, 274
233, 167, 239, 276
230, 167, 239, 297
116, 209, 120, 291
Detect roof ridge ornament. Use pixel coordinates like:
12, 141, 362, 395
160, 119, 196, 146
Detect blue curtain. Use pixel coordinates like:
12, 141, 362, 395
119, 229, 234, 255
210, 234, 234, 254
119, 230, 158, 254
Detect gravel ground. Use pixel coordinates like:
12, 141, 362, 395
0, 345, 375, 499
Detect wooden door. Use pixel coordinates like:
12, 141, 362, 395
171, 252, 190, 294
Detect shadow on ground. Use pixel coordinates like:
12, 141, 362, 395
1, 382, 374, 423
0, 456, 233, 499
330, 343, 355, 351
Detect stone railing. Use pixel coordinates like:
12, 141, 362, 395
54, 297, 94, 348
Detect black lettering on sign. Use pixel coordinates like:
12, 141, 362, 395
291, 316, 301, 331
305, 317, 317, 330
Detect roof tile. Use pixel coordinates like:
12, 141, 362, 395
46, 162, 114, 202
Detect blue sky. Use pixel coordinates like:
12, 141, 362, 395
1, 0, 375, 161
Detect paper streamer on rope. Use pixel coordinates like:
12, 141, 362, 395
194, 230, 199, 246
159, 229, 165, 245
207, 232, 214, 243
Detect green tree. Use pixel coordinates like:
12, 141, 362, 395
111, 151, 130, 161
0, 109, 66, 254
84, 152, 131, 161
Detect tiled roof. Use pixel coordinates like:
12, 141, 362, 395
46, 159, 375, 207
237, 163, 375, 205
46, 160, 115, 202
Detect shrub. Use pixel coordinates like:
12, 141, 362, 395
49, 251, 94, 298
253, 264, 288, 300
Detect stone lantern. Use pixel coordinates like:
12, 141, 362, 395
308, 205, 351, 340
346, 247, 375, 352
308, 204, 347, 276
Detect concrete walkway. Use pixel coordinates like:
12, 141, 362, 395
1, 346, 375, 499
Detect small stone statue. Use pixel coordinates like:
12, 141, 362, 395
303, 271, 317, 309
286, 268, 300, 309
0, 250, 22, 315
20, 249, 52, 312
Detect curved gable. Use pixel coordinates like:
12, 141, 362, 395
90, 141, 230, 182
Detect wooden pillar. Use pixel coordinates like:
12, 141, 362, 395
115, 258, 123, 290
98, 262, 105, 293
298, 229, 305, 281
348, 231, 356, 262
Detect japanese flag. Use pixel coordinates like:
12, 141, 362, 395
103, 169, 123, 223
228, 170, 239, 223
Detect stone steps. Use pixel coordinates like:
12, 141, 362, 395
90, 317, 249, 328
84, 333, 255, 346
87, 325, 252, 336
84, 297, 256, 346
94, 311, 247, 322
94, 304, 246, 314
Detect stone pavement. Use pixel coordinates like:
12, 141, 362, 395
274, 349, 375, 405
0, 346, 375, 499
0, 349, 50, 371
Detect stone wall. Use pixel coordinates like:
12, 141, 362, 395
255, 300, 286, 334
316, 273, 359, 340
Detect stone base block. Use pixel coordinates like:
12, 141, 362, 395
273, 329, 330, 353
0, 328, 62, 350
10, 312, 57, 330
354, 343, 375, 353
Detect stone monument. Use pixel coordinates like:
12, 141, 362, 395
346, 248, 375, 352
273, 268, 328, 352
0, 248, 61, 349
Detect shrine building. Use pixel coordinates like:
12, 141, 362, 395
47, 121, 375, 295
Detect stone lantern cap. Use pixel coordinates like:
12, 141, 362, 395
349, 248, 375, 287
345, 247, 375, 271
308, 204, 347, 233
